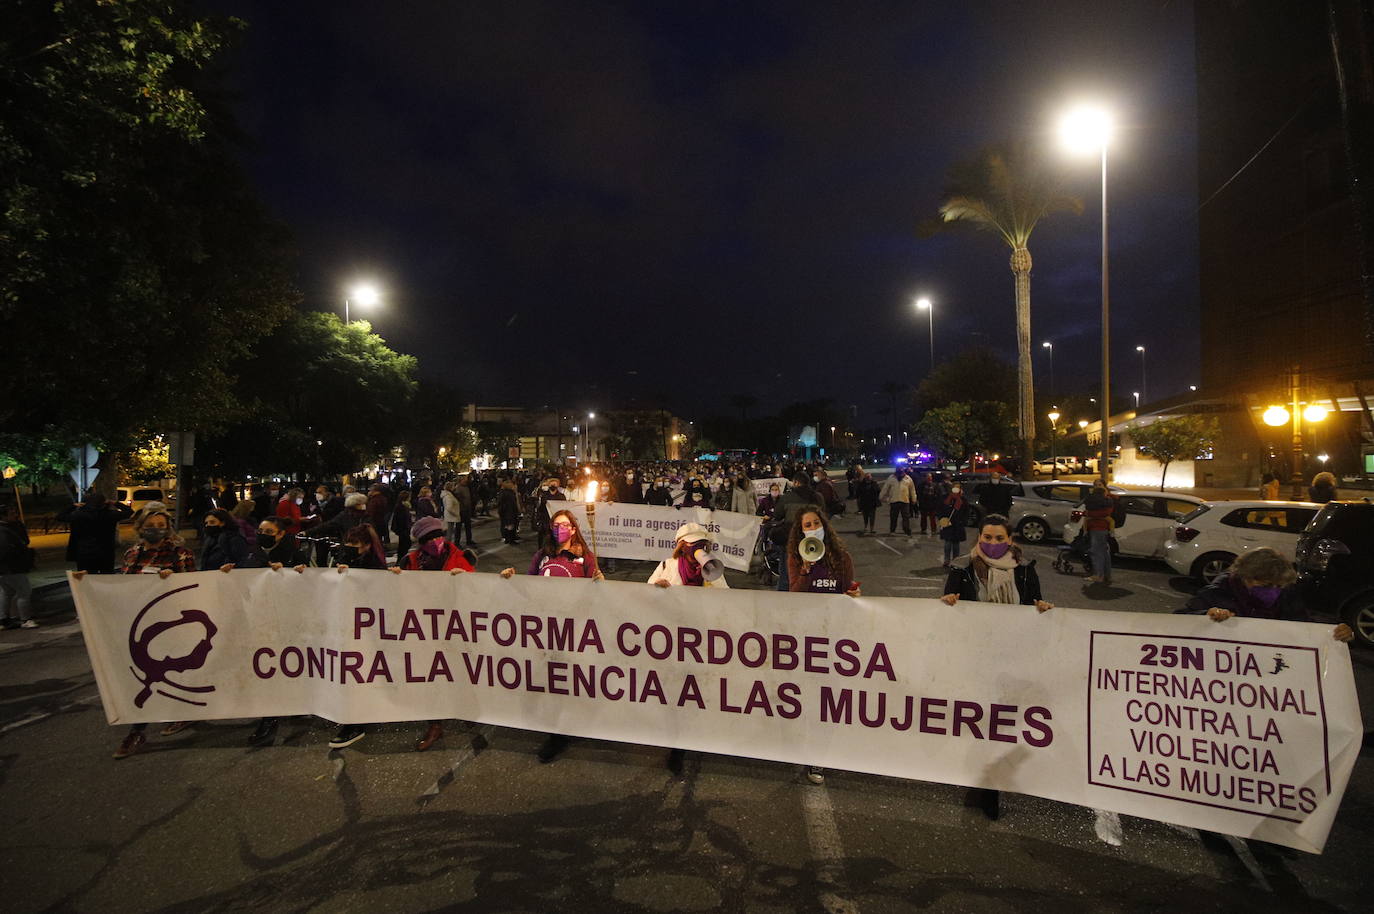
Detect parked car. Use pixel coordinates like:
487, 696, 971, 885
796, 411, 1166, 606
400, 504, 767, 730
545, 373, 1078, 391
1012, 482, 1124, 544
1061, 491, 1206, 559
1294, 499, 1374, 648
1031, 457, 1085, 478
1163, 500, 1321, 582
114, 486, 174, 514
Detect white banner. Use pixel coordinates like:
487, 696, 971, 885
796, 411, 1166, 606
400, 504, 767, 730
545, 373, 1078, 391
546, 501, 762, 571
71, 571, 1362, 853
751, 477, 787, 500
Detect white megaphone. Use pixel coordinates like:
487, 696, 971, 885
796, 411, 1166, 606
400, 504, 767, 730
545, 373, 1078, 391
798, 536, 826, 563
693, 546, 725, 582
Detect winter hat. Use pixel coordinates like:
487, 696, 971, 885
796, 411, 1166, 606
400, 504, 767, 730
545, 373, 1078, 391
673, 522, 711, 544
411, 516, 445, 541
344, 493, 367, 509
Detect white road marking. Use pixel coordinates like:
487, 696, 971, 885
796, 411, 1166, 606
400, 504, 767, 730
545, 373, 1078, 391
0, 689, 99, 734
416, 724, 496, 807
801, 784, 860, 914
872, 538, 902, 556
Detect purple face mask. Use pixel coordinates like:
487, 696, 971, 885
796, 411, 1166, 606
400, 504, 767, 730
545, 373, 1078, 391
980, 542, 1012, 560
1248, 584, 1282, 607
554, 525, 573, 544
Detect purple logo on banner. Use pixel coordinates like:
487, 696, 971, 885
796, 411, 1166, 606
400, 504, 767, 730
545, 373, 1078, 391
127, 583, 219, 708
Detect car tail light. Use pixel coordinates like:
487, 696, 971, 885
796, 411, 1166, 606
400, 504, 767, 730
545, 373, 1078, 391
1069, 510, 1084, 522
1174, 526, 1200, 542
1303, 538, 1350, 573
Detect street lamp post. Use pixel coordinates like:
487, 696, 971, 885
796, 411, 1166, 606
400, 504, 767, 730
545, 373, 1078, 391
1048, 409, 1061, 479
587, 412, 595, 462
1136, 345, 1147, 403
1060, 103, 1114, 481
345, 283, 380, 324
1133, 391, 1140, 410
915, 297, 934, 373
1041, 341, 1054, 397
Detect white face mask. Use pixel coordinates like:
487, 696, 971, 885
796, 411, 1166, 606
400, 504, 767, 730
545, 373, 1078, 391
803, 527, 825, 541
295, 497, 303, 506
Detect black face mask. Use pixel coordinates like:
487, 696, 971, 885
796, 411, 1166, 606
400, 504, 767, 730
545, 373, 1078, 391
204, 526, 222, 538
256, 533, 277, 549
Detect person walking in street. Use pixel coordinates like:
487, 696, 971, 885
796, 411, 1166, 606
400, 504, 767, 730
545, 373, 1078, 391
1259, 472, 1281, 501
916, 472, 943, 536
83, 508, 197, 759
414, 484, 439, 519
941, 513, 1053, 819
497, 477, 522, 545
1082, 482, 1116, 585
880, 468, 915, 537
456, 476, 476, 547
1308, 471, 1338, 504
975, 472, 1015, 528
0, 504, 36, 629
366, 484, 391, 546
938, 482, 972, 568
500, 508, 603, 763
615, 468, 646, 505
851, 465, 880, 537
441, 482, 463, 545
309, 492, 369, 564
274, 487, 308, 539
391, 489, 414, 559
729, 475, 755, 514
646, 474, 674, 507
768, 474, 828, 591
57, 491, 132, 574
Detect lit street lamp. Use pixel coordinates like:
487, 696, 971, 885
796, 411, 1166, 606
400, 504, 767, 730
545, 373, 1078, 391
1041, 341, 1054, 396
1059, 102, 1115, 480
345, 282, 380, 324
1048, 409, 1061, 478
915, 297, 934, 373
1136, 345, 1147, 403
1133, 391, 1140, 410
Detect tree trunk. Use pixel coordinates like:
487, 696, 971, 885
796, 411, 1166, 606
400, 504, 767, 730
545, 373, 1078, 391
1011, 246, 1036, 480
1160, 459, 1170, 491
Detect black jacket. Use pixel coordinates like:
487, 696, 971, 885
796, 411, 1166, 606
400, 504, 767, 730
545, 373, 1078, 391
976, 481, 1015, 516
1178, 573, 1308, 622
943, 558, 1043, 605
239, 538, 311, 568
199, 528, 252, 570
57, 502, 132, 561
0, 520, 31, 574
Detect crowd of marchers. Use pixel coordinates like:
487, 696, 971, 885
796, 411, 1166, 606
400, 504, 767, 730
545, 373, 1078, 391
4, 457, 1351, 806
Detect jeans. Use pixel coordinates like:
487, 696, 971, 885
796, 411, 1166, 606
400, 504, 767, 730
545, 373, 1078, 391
1089, 530, 1112, 581
860, 506, 877, 530
776, 558, 790, 592
943, 537, 961, 565
919, 509, 938, 533
889, 503, 911, 534
0, 573, 32, 621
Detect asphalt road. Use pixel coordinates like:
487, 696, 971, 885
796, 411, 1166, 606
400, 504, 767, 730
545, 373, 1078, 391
3, 507, 1371, 913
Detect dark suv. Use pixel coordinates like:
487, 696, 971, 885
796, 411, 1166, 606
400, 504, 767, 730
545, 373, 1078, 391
1295, 499, 1374, 648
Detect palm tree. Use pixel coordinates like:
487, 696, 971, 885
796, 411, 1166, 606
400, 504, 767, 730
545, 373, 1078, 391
929, 141, 1081, 478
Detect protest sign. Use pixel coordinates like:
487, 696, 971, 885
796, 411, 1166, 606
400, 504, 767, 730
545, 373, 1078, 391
71, 571, 1361, 852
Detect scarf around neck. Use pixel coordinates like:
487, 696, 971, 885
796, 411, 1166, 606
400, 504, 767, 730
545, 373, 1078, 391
971, 542, 1020, 605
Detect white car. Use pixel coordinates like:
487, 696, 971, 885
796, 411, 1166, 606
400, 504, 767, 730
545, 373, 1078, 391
1163, 500, 1322, 582
1061, 491, 1206, 560
1010, 482, 1124, 544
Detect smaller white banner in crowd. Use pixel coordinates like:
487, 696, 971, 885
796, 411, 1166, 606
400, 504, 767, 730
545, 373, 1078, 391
751, 477, 787, 501
547, 501, 762, 571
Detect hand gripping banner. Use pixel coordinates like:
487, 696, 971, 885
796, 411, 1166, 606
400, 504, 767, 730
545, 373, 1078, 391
71, 570, 1362, 853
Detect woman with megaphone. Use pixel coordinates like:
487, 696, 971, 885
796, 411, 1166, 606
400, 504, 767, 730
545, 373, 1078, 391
784, 507, 860, 786
647, 522, 730, 775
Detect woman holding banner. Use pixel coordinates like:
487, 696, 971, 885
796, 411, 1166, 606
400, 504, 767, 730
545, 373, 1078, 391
500, 508, 603, 763
1178, 547, 1354, 642
785, 507, 861, 785
85, 509, 197, 760
940, 513, 1052, 820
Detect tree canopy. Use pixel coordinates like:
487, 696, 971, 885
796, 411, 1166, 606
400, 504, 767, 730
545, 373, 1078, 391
1130, 416, 1220, 489
1, 0, 298, 446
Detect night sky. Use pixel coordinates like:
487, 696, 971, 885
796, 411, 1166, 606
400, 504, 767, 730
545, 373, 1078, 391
202, 0, 1199, 426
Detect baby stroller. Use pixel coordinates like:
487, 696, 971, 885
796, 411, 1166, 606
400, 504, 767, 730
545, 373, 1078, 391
1053, 530, 1117, 576
1053, 531, 1095, 575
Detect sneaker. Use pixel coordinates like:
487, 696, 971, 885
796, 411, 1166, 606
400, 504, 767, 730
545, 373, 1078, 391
536, 733, 571, 763
0, 618, 18, 630
247, 718, 278, 746
19, 619, 38, 629
806, 766, 825, 785
415, 721, 444, 752
160, 720, 191, 736
113, 731, 145, 760
329, 725, 367, 749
